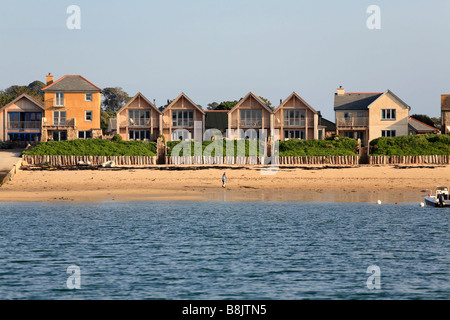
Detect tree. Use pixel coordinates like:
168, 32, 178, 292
207, 102, 219, 110
102, 87, 130, 112
100, 109, 117, 134
411, 114, 435, 128
216, 100, 239, 110
0, 82, 44, 108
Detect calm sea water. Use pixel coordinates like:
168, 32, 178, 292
0, 201, 448, 300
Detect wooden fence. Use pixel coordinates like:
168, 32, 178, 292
22, 155, 158, 167
166, 156, 360, 165
369, 155, 450, 165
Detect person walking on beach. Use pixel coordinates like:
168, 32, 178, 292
222, 172, 227, 188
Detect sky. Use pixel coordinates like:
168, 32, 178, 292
1, 0, 450, 119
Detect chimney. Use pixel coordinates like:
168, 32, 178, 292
46, 73, 54, 86
337, 86, 345, 95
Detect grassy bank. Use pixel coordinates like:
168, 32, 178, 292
370, 135, 450, 156
167, 137, 359, 157
23, 139, 157, 156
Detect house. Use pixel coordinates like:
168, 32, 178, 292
112, 92, 162, 141
0, 93, 44, 142
441, 95, 450, 134
334, 86, 410, 146
161, 93, 205, 141
227, 92, 273, 140
41, 73, 102, 141
408, 117, 440, 135
319, 116, 336, 137
273, 92, 325, 140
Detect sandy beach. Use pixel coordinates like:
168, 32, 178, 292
0, 165, 449, 203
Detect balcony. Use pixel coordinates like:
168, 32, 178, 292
7, 121, 41, 130
337, 117, 368, 127
120, 119, 154, 128
239, 118, 263, 128
42, 118, 76, 128
283, 119, 315, 127
173, 120, 194, 128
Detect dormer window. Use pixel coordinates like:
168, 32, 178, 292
85, 93, 92, 102
55, 92, 64, 106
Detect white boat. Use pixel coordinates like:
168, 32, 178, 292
424, 187, 450, 207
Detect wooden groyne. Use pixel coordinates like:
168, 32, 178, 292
369, 155, 450, 165
22, 155, 158, 167
166, 156, 360, 165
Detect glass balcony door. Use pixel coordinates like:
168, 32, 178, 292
53, 111, 67, 126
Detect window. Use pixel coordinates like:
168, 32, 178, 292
129, 110, 151, 126
78, 131, 92, 139
55, 92, 64, 106
52, 131, 67, 141
129, 130, 150, 141
172, 111, 194, 127
381, 109, 396, 120
382, 130, 396, 137
284, 130, 305, 140
85, 111, 93, 122
284, 109, 305, 126
85, 93, 92, 101
240, 110, 262, 127
53, 111, 66, 126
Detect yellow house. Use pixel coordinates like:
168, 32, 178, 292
0, 94, 44, 142
41, 73, 102, 141
334, 86, 410, 146
273, 92, 324, 140
227, 92, 273, 140
112, 92, 162, 141
161, 93, 205, 141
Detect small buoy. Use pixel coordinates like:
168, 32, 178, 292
395, 202, 398, 205
420, 202, 425, 207
376, 200, 382, 205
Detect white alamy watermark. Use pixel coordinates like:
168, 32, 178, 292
366, 265, 381, 290
170, 121, 280, 175
66, 265, 81, 289
66, 5, 81, 30
366, 5, 381, 30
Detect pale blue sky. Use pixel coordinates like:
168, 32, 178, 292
1, 0, 450, 119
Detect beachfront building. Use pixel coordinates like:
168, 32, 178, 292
111, 92, 162, 141
161, 93, 205, 141
441, 94, 450, 134
41, 73, 102, 141
273, 92, 325, 140
334, 86, 410, 146
227, 92, 273, 140
0, 93, 44, 142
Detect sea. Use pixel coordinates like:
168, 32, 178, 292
0, 201, 448, 300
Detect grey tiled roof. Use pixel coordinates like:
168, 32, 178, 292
408, 117, 439, 133
334, 93, 382, 111
320, 117, 336, 131
43, 75, 101, 92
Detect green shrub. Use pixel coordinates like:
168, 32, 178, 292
23, 139, 157, 156
370, 134, 450, 155
112, 134, 122, 143
279, 137, 358, 156
167, 139, 266, 156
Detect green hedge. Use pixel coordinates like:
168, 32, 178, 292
370, 134, 450, 155
279, 136, 359, 156
167, 137, 359, 157
23, 139, 157, 156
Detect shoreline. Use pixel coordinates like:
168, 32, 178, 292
1, 165, 447, 203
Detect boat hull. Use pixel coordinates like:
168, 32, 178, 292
424, 196, 450, 208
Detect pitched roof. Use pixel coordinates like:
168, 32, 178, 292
228, 92, 273, 114
116, 92, 162, 115
0, 93, 44, 112
334, 90, 410, 111
320, 117, 336, 132
274, 92, 318, 114
163, 92, 205, 115
408, 117, 440, 133
42, 75, 102, 92
334, 93, 383, 111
